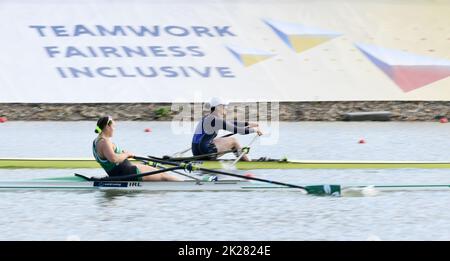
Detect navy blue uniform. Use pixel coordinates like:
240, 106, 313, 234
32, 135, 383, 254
192, 114, 254, 158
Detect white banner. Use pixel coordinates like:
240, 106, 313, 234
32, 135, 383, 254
1, 0, 450, 102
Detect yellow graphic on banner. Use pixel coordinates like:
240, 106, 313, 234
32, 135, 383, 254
289, 35, 334, 53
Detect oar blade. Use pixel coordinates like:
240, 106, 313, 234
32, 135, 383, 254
305, 184, 341, 196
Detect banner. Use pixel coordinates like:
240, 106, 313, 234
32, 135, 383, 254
0, 0, 449, 102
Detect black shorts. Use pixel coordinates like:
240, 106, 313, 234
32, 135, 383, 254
107, 159, 140, 181
192, 142, 218, 159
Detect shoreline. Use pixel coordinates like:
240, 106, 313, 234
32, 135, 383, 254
0, 101, 449, 121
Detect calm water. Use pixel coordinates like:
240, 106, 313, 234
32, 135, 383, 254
0, 121, 449, 240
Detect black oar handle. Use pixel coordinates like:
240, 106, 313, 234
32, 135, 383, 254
134, 156, 309, 192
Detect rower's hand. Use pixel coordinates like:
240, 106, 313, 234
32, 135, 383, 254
123, 151, 135, 158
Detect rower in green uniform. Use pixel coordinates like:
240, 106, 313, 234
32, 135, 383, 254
93, 116, 180, 181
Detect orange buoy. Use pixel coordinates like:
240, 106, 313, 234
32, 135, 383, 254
439, 118, 448, 123
144, 128, 152, 132
0, 117, 7, 123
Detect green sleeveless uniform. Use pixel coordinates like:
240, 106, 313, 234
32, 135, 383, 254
92, 136, 141, 180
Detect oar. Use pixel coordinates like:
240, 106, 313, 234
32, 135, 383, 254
171, 147, 192, 158
170, 133, 236, 157
231, 134, 259, 166
155, 149, 237, 161
133, 156, 341, 196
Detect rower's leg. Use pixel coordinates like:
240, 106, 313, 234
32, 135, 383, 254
135, 164, 181, 181
213, 136, 250, 161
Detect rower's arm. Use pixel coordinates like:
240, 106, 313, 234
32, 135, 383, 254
246, 122, 259, 128
221, 119, 255, 135
98, 139, 130, 164
233, 121, 249, 127
232, 121, 258, 128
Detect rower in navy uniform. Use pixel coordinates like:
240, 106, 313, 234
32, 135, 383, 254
192, 98, 263, 161
93, 116, 180, 181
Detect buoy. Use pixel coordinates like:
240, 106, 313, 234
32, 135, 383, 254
439, 118, 448, 123
358, 139, 366, 144
0, 117, 7, 123
144, 128, 152, 132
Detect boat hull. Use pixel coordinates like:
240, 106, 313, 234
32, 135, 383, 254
0, 177, 448, 193
0, 179, 298, 191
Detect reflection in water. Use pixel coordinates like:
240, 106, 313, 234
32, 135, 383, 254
97, 190, 165, 204
0, 181, 449, 240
